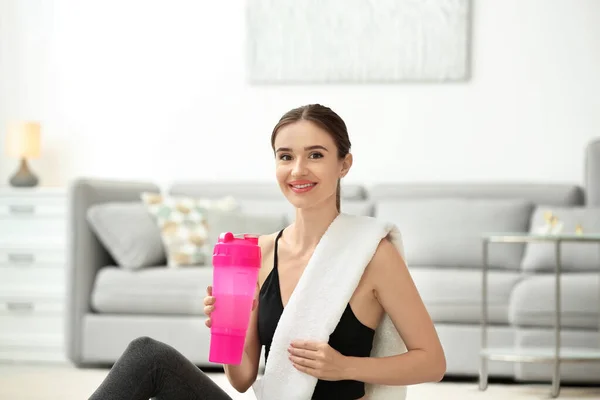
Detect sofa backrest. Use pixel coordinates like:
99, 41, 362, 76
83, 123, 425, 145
367, 183, 585, 205
585, 138, 600, 206
169, 181, 368, 200
368, 183, 585, 270
168, 181, 374, 223
167, 181, 591, 270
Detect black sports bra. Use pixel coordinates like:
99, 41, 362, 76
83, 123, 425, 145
257, 229, 375, 400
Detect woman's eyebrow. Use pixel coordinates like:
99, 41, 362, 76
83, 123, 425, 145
275, 145, 329, 153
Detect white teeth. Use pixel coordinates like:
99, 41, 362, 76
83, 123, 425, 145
293, 183, 314, 189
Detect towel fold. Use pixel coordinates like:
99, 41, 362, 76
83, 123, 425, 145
252, 213, 408, 400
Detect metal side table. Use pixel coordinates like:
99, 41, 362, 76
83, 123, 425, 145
479, 233, 600, 398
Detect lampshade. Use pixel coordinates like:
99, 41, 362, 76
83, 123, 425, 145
5, 121, 41, 158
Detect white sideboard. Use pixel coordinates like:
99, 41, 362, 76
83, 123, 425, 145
0, 187, 68, 363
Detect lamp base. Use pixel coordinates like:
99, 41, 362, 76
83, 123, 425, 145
9, 158, 39, 187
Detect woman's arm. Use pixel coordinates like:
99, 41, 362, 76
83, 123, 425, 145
223, 282, 262, 392
224, 234, 274, 392
345, 238, 446, 386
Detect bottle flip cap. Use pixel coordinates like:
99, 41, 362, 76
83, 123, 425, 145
212, 232, 261, 268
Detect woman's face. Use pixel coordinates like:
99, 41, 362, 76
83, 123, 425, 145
273, 120, 351, 210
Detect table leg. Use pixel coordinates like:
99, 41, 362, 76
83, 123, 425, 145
551, 240, 562, 398
479, 239, 489, 391
479, 358, 488, 391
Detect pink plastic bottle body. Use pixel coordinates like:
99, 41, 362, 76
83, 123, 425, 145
209, 232, 261, 365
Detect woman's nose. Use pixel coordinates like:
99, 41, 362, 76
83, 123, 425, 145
291, 159, 308, 176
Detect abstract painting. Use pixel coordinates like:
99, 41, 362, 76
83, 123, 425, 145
245, 0, 471, 83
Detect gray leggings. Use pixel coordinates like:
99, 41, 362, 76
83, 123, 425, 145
89, 336, 234, 400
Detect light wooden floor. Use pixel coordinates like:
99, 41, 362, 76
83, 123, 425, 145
1, 363, 599, 400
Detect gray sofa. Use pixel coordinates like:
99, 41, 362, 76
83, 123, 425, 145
66, 143, 600, 384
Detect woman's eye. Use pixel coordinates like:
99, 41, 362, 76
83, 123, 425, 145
309, 152, 323, 159
279, 154, 292, 161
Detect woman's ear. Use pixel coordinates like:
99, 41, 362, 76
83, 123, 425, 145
340, 153, 353, 178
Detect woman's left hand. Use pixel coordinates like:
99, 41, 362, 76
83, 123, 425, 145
288, 340, 350, 381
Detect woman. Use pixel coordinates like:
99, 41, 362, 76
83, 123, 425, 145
90, 104, 446, 400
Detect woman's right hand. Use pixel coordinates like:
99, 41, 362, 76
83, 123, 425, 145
204, 285, 215, 328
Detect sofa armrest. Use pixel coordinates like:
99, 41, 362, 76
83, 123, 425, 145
65, 177, 159, 366
585, 138, 600, 206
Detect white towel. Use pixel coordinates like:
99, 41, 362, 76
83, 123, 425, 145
252, 213, 408, 400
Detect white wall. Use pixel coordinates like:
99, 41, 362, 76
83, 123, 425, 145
0, 0, 53, 181
1, 0, 600, 188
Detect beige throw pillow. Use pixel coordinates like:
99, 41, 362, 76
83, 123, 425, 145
141, 192, 238, 267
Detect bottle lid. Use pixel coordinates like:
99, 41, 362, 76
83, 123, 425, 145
212, 232, 261, 268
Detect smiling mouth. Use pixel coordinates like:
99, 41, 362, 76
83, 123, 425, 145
291, 183, 315, 188
289, 182, 317, 193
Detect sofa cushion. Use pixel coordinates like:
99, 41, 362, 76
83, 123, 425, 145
509, 273, 600, 329
409, 267, 522, 324
91, 266, 212, 315
375, 199, 533, 269
141, 192, 238, 267
522, 206, 600, 272
87, 202, 166, 270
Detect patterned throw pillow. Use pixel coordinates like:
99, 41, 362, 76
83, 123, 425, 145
141, 192, 238, 267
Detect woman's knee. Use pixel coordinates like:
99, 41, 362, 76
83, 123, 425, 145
125, 336, 191, 374
125, 336, 168, 357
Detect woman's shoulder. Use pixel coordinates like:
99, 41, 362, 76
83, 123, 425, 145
256, 230, 281, 285
258, 231, 279, 253
366, 235, 407, 280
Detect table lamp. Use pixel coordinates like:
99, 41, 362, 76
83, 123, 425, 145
5, 121, 41, 187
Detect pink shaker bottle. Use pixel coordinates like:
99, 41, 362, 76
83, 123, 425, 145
209, 232, 261, 365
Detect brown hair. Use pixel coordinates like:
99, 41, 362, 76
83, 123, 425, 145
271, 104, 351, 212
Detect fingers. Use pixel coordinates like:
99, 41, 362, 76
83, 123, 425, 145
288, 346, 317, 360
204, 296, 215, 306
290, 340, 320, 351
204, 286, 214, 328
204, 285, 215, 307
289, 355, 319, 369
204, 285, 215, 320
292, 362, 314, 376
203, 304, 215, 316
